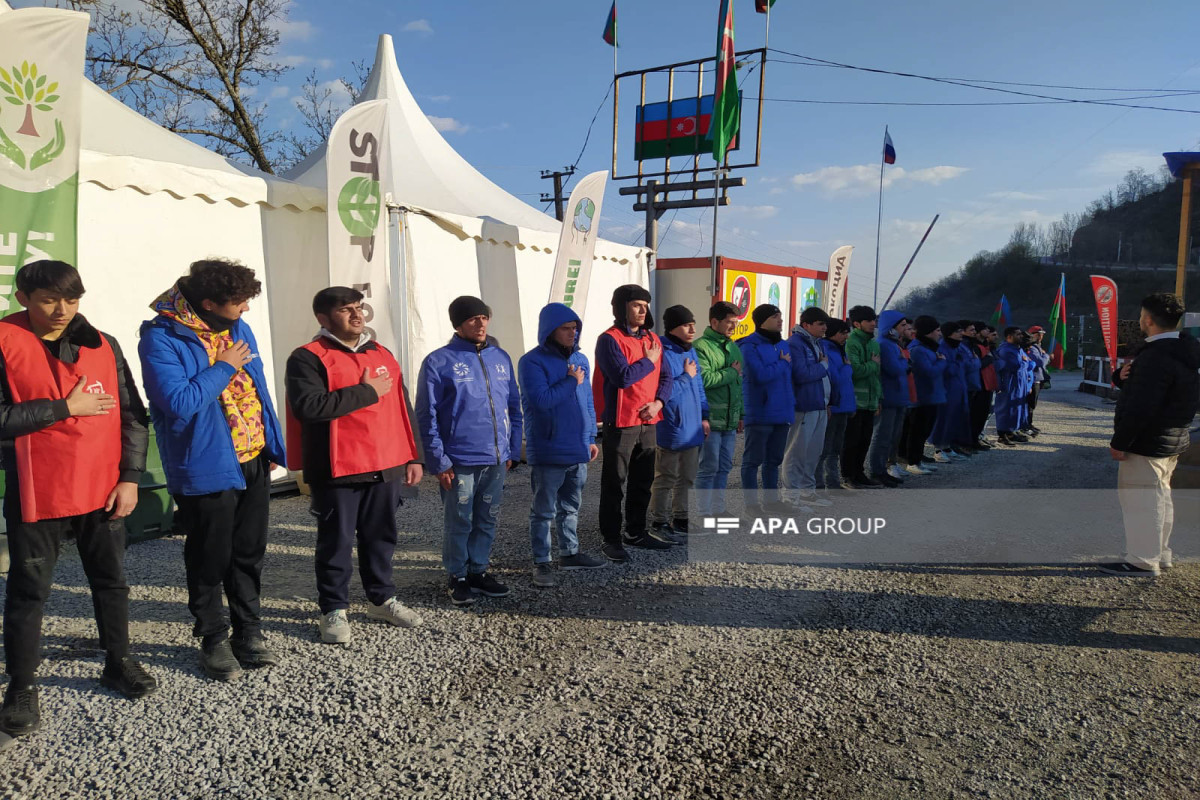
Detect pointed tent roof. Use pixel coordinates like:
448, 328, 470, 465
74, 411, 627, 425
286, 35, 561, 233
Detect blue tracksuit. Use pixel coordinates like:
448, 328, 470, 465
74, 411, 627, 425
656, 336, 709, 451
518, 303, 596, 466
930, 337, 972, 447
961, 341, 983, 393
909, 339, 948, 406
820, 338, 856, 415
994, 341, 1030, 433
876, 310, 911, 410
787, 328, 829, 413
739, 331, 795, 426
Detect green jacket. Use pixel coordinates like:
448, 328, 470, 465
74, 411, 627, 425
845, 327, 882, 410
694, 326, 744, 431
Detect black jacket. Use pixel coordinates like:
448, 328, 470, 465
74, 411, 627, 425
285, 335, 423, 487
1111, 333, 1200, 458
0, 315, 150, 513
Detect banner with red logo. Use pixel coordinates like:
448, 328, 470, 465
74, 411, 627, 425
1089, 274, 1118, 373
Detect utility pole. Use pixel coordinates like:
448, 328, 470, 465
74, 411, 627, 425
540, 166, 576, 222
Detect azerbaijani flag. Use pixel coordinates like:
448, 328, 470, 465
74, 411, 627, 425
635, 95, 739, 160
711, 0, 740, 162
989, 294, 1012, 328
883, 128, 896, 165
755, 0, 777, 12
1047, 273, 1067, 369
602, 2, 617, 46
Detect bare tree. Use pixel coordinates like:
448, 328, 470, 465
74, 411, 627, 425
280, 60, 368, 167
68, 0, 292, 173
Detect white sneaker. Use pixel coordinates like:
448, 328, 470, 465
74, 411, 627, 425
319, 609, 351, 644
931, 450, 952, 464
367, 597, 424, 628
886, 465, 906, 480
797, 493, 833, 507
904, 464, 932, 476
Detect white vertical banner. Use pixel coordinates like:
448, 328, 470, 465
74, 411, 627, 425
0, 8, 89, 313
824, 245, 853, 319
548, 169, 607, 313
326, 99, 395, 351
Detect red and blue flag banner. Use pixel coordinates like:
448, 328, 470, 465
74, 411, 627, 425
755, 0, 777, 12
634, 95, 739, 161
989, 294, 1012, 328
711, 0, 740, 162
1090, 274, 1119, 373
883, 128, 896, 165
602, 2, 617, 47
1046, 273, 1067, 369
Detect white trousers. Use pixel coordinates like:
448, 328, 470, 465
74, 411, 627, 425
1116, 453, 1179, 570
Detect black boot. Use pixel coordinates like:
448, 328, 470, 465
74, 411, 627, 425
100, 657, 159, 699
200, 638, 244, 682
0, 683, 41, 737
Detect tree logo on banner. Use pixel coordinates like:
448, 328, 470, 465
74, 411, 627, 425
571, 197, 596, 244
337, 176, 382, 238
0, 60, 65, 171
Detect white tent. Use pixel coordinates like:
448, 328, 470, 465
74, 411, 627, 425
285, 35, 650, 376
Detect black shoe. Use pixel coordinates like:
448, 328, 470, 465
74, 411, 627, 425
920, 456, 937, 464
1098, 561, 1159, 577
836, 481, 858, 492
100, 657, 158, 699
1009, 431, 1030, 442
851, 475, 883, 489
467, 571, 511, 597
649, 522, 684, 546
0, 684, 40, 737
201, 639, 244, 682
742, 503, 766, 517
231, 634, 279, 669
1027, 425, 1042, 435
624, 533, 672, 550
672, 518, 690, 535
996, 433, 1016, 446
869, 473, 899, 488
602, 543, 630, 563
448, 576, 476, 606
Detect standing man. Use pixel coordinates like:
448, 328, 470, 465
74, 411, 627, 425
1024, 325, 1050, 436
739, 304, 794, 516
648, 305, 709, 541
1102, 293, 1200, 577
866, 310, 910, 487
518, 303, 606, 589
594, 284, 674, 561
971, 323, 999, 448
903, 316, 947, 474
930, 322, 973, 462
286, 287, 425, 644
783, 307, 831, 507
842, 306, 882, 488
1, 261, 157, 739
416, 296, 522, 606
140, 259, 286, 681
994, 327, 1031, 446
818, 320, 856, 489
693, 302, 743, 517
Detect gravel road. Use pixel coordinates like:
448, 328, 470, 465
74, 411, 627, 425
1, 385, 1198, 799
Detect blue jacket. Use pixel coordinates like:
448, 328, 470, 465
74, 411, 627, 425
994, 341, 1030, 431
518, 304, 596, 466
909, 338, 947, 406
739, 331, 795, 426
138, 315, 286, 496
787, 328, 829, 413
961, 341, 983, 392
656, 336, 709, 450
416, 335, 523, 473
820, 338, 856, 415
875, 310, 911, 410
930, 337, 972, 447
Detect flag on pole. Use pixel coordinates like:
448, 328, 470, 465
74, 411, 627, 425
602, 2, 617, 46
755, 0, 777, 12
710, 0, 740, 163
882, 128, 896, 165
989, 294, 1012, 328
1046, 273, 1067, 369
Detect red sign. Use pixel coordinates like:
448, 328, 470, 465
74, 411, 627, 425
1090, 274, 1119, 374
730, 275, 751, 320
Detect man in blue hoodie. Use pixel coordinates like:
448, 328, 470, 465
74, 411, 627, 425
648, 305, 709, 542
782, 306, 831, 508
416, 296, 522, 607
994, 327, 1031, 446
518, 303, 607, 588
139, 259, 286, 681
739, 304, 794, 516
866, 309, 910, 487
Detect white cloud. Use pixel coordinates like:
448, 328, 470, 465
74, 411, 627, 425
403, 19, 434, 35
775, 239, 824, 248
792, 164, 968, 194
985, 190, 1044, 202
428, 115, 469, 134
317, 59, 335, 70
768, 186, 785, 195
275, 19, 316, 43
1086, 150, 1167, 178
426, 94, 452, 103
269, 86, 291, 99
725, 204, 778, 219
279, 55, 309, 68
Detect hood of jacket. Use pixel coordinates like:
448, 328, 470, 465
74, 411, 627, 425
1159, 333, 1200, 370
875, 309, 907, 341
537, 302, 583, 351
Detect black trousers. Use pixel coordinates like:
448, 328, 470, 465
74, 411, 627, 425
599, 424, 656, 545
969, 390, 994, 441
1027, 383, 1041, 426
901, 405, 939, 466
174, 454, 270, 643
840, 409, 876, 480
3, 508, 129, 681
310, 478, 402, 614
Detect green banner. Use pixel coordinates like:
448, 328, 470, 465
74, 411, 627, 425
0, 177, 77, 313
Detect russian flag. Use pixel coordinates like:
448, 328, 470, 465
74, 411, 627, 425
883, 128, 896, 165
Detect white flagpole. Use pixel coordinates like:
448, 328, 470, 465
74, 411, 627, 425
765, 1, 771, 50
874, 125, 887, 309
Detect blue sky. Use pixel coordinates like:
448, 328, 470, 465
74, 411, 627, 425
22, 0, 1200, 306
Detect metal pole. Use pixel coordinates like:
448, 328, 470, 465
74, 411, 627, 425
710, 168, 726, 298
1177, 166, 1193, 299
874, 150, 885, 309
882, 214, 939, 310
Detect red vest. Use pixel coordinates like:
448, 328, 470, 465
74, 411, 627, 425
0, 312, 121, 522
593, 326, 663, 427
286, 338, 417, 477
979, 344, 999, 392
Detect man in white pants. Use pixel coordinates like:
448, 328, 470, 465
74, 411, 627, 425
1101, 292, 1200, 577
783, 307, 832, 510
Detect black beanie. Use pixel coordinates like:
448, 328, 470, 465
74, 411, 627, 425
752, 304, 780, 329
449, 295, 492, 329
662, 305, 695, 332
940, 320, 962, 339
914, 315, 940, 338
611, 283, 652, 322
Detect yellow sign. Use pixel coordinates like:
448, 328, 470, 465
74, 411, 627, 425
723, 270, 757, 339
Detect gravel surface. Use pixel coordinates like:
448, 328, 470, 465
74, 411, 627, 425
2, 385, 1198, 799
